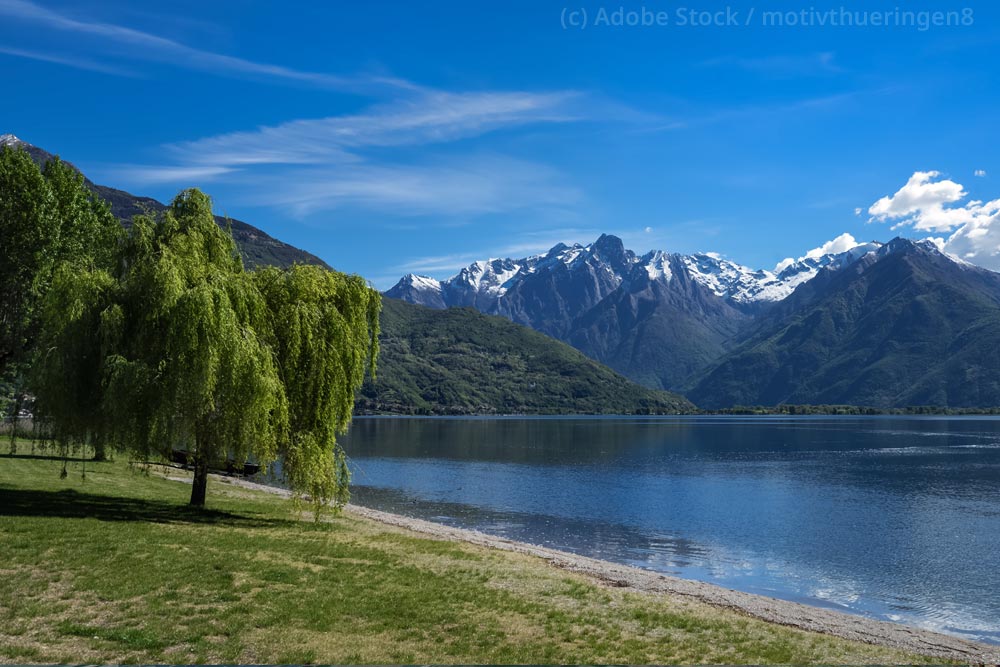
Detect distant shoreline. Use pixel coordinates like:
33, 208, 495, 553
216, 474, 998, 663
353, 407, 1000, 417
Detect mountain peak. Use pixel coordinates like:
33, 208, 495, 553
385, 274, 447, 309
584, 234, 636, 272
402, 273, 442, 289
0, 133, 24, 147
590, 233, 625, 255
882, 236, 934, 253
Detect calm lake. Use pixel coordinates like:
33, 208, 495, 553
339, 416, 1000, 643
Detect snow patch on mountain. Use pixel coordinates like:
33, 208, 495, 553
404, 274, 442, 291
446, 257, 536, 300
643, 250, 672, 281
677, 253, 781, 303
0, 133, 24, 147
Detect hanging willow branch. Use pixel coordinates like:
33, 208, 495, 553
254, 265, 381, 514
33, 188, 381, 510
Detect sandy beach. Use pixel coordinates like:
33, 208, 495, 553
215, 474, 1000, 664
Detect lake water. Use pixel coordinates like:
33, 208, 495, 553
339, 416, 1000, 644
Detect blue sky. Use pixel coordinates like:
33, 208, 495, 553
2, 0, 999, 287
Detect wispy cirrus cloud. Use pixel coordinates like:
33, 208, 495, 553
102, 87, 587, 219
166, 90, 582, 167
0, 0, 413, 91
0, 43, 138, 76
105, 164, 239, 186
252, 155, 581, 217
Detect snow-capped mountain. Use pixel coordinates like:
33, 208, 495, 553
388, 234, 641, 338
387, 234, 884, 312
385, 233, 976, 392
0, 133, 24, 148
688, 236, 1000, 408
386, 274, 446, 309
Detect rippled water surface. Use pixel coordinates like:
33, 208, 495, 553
339, 416, 1000, 643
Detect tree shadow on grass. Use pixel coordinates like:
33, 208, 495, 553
0, 486, 290, 527
0, 452, 92, 462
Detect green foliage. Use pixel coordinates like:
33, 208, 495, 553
254, 265, 380, 511
68, 190, 286, 504
41, 157, 123, 271
0, 146, 56, 372
32, 188, 380, 508
32, 265, 114, 451
358, 299, 693, 415
1, 147, 122, 459
0, 149, 123, 370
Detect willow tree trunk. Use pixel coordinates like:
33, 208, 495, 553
92, 441, 106, 462
190, 455, 209, 507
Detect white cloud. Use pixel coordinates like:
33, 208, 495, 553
804, 232, 861, 258
854, 207, 862, 216
869, 171, 1000, 270
644, 226, 653, 233
0, 0, 411, 91
867, 171, 973, 232
975, 169, 987, 177
774, 233, 861, 273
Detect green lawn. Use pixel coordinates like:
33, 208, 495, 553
0, 449, 943, 664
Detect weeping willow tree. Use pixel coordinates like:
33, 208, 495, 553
34, 188, 380, 508
254, 265, 380, 512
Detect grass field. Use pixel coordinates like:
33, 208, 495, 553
0, 448, 944, 664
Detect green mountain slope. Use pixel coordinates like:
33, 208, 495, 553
357, 298, 695, 415
687, 239, 1000, 408
11, 136, 327, 270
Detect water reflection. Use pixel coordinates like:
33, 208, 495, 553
341, 416, 1000, 643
